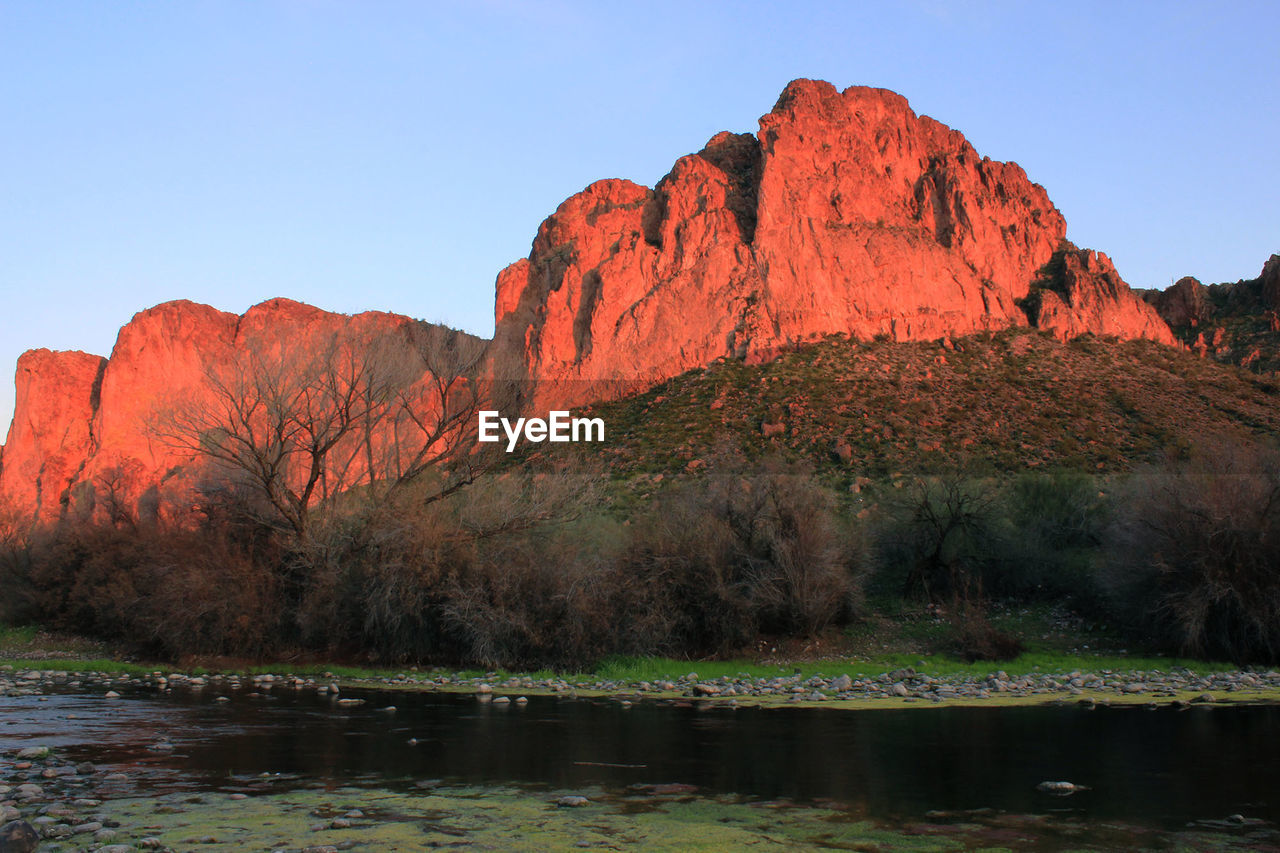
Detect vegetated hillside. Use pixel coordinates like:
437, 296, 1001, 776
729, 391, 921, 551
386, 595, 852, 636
556, 328, 1280, 481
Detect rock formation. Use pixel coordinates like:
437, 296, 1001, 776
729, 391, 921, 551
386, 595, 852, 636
489, 79, 1171, 408
1027, 245, 1176, 343
0, 298, 472, 522
1146, 276, 1213, 329
2, 79, 1180, 521
1142, 253, 1280, 371
0, 349, 105, 522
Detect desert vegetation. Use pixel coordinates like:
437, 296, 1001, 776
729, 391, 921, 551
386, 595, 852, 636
4, 332, 1280, 668
4, 443, 1280, 667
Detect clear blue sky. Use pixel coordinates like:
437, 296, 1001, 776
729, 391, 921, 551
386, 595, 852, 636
2, 1, 1277, 433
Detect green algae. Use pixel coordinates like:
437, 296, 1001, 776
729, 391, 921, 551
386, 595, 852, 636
103, 785, 967, 852
87, 783, 1275, 852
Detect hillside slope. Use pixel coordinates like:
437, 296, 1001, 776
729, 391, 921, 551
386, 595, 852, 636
564, 328, 1279, 480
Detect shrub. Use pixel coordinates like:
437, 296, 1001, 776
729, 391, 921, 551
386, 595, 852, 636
945, 581, 1025, 662
620, 488, 755, 656
16, 518, 283, 658
873, 475, 997, 602
1102, 446, 1280, 663
4, 459, 865, 669
291, 466, 621, 668
985, 472, 1106, 602
0, 500, 35, 625
621, 461, 864, 656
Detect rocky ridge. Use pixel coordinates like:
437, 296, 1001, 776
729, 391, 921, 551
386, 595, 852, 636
1141, 254, 1280, 371
2, 80, 1193, 521
0, 298, 464, 523
489, 79, 1172, 409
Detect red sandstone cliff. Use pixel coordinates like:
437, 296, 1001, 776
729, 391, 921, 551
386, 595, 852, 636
489, 79, 1171, 408
1029, 245, 1176, 343
0, 298, 457, 522
2, 79, 1179, 521
0, 349, 106, 522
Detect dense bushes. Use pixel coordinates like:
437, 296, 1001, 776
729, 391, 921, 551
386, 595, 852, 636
316, 462, 864, 666
6, 521, 283, 658
619, 465, 864, 656
873, 476, 998, 602
6, 448, 1280, 667
2, 461, 863, 668
992, 472, 1105, 601
872, 471, 1106, 605
868, 451, 1280, 664
1102, 449, 1280, 664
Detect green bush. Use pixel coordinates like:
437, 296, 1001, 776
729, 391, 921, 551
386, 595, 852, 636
985, 472, 1106, 603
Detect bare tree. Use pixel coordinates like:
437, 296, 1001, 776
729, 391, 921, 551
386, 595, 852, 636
152, 320, 497, 540
894, 475, 996, 602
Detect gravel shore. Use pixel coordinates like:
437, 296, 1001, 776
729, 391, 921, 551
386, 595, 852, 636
4, 663, 1280, 708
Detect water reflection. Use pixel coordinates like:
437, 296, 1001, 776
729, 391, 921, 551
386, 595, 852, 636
2, 687, 1276, 828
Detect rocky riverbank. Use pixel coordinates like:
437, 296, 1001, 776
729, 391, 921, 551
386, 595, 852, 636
4, 663, 1280, 710
5, 665, 1280, 851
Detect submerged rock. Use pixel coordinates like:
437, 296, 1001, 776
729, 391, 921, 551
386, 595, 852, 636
0, 820, 40, 853
1036, 780, 1089, 795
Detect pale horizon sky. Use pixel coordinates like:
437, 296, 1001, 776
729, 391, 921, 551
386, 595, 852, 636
2, 1, 1278, 435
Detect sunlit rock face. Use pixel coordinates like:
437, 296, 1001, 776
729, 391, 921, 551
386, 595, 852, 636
0, 349, 106, 522
1141, 253, 1280, 367
2, 79, 1177, 521
0, 298, 438, 522
1029, 246, 1175, 344
488, 78, 1171, 408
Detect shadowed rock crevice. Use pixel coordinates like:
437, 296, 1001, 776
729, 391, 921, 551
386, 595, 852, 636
697, 131, 762, 245
574, 269, 603, 363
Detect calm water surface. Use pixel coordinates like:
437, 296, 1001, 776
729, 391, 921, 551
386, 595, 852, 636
2, 686, 1276, 829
